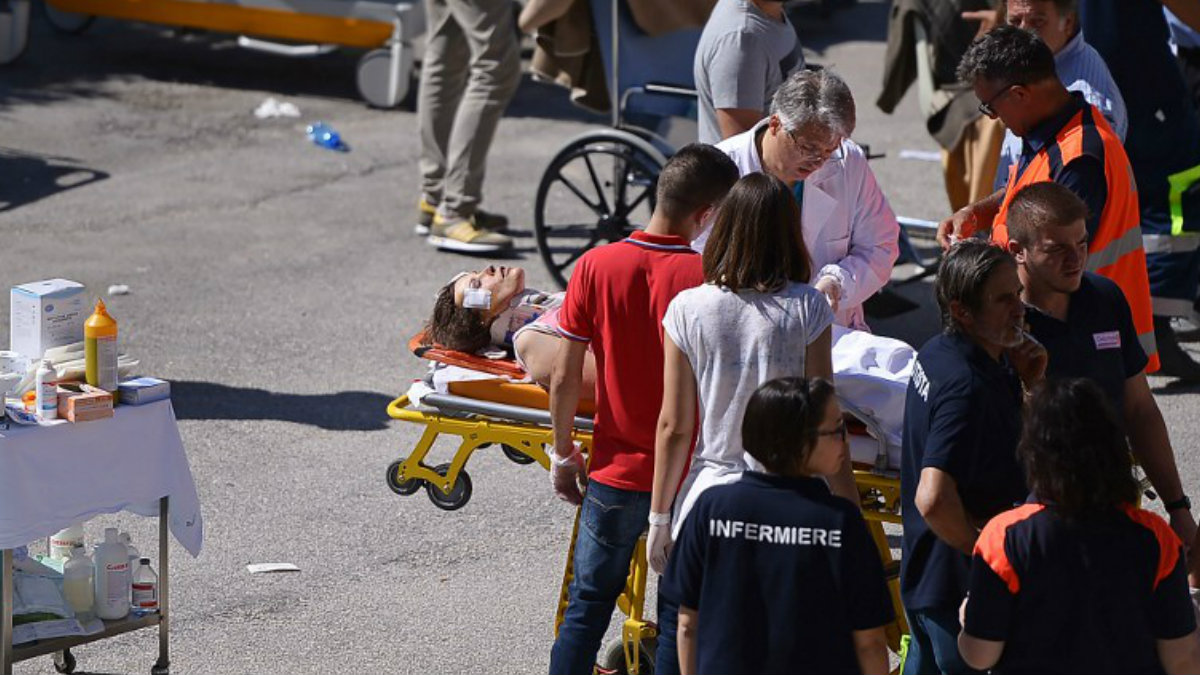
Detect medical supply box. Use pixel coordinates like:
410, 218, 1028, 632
10, 279, 87, 360
118, 378, 170, 406
57, 383, 114, 422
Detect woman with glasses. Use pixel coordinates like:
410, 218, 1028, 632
661, 376, 893, 675
707, 68, 900, 332
647, 173, 856, 674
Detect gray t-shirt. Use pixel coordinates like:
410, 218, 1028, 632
694, 0, 803, 144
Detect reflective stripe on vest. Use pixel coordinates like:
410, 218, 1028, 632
1168, 163, 1200, 236
1144, 233, 1200, 255
1088, 225, 1145, 272
993, 104, 1159, 371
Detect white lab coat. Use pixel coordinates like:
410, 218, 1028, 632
705, 120, 900, 330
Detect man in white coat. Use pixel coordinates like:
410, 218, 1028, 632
706, 68, 901, 331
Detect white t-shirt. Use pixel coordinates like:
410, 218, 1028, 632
662, 281, 834, 536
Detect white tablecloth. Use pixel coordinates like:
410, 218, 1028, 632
0, 400, 203, 556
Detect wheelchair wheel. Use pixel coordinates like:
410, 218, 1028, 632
599, 638, 656, 675
534, 132, 664, 289
501, 444, 537, 465
426, 462, 472, 511
386, 460, 423, 496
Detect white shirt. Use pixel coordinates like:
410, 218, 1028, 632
662, 281, 834, 536
703, 120, 901, 331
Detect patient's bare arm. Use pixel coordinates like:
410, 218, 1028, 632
515, 330, 596, 401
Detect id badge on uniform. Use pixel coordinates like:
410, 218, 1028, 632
1093, 330, 1122, 350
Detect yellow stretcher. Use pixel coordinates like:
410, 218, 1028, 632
0, 0, 422, 106
386, 338, 907, 673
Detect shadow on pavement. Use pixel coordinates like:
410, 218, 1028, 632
0, 147, 108, 213
171, 381, 394, 431
1151, 379, 1200, 396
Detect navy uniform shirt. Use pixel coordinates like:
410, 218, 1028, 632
966, 502, 1195, 674
662, 472, 894, 675
900, 332, 1028, 611
1025, 272, 1147, 415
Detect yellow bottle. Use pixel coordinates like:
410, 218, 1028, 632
85, 299, 118, 392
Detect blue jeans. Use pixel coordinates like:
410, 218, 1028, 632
549, 481, 651, 675
903, 606, 980, 675
654, 582, 681, 675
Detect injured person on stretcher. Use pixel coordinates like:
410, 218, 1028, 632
425, 265, 597, 399
423, 264, 915, 471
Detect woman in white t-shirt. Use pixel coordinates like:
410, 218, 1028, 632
649, 171, 863, 560
648, 173, 853, 674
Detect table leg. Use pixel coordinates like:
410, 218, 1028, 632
2, 548, 12, 675
154, 497, 169, 675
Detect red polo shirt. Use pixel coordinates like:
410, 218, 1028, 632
557, 230, 704, 491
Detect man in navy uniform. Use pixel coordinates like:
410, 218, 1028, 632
1004, 181, 1198, 550
900, 240, 1047, 674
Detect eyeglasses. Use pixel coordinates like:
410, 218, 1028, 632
978, 83, 1019, 118
787, 131, 845, 164
816, 421, 847, 441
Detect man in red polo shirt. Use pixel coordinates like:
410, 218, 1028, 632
547, 144, 740, 675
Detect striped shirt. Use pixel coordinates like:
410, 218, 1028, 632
994, 30, 1127, 190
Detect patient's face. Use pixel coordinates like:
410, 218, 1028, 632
453, 265, 526, 314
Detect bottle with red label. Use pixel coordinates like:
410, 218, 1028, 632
93, 527, 130, 620
131, 558, 158, 613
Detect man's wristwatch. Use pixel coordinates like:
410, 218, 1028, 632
1165, 495, 1193, 513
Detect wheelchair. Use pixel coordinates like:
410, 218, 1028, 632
532, 0, 700, 289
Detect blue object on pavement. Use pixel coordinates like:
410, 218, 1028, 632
306, 121, 349, 152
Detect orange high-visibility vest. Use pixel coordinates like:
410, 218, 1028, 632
992, 104, 1159, 372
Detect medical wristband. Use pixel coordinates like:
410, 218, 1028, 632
550, 445, 581, 467
648, 512, 671, 526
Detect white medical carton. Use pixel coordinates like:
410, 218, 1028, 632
10, 279, 87, 360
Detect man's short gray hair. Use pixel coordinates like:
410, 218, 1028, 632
769, 68, 856, 139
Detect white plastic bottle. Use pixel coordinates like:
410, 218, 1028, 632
93, 528, 130, 620
63, 545, 95, 618
49, 524, 84, 561
36, 359, 57, 421
131, 558, 158, 612
119, 532, 139, 566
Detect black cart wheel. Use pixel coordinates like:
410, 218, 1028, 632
386, 460, 423, 496
53, 649, 76, 674
42, 2, 94, 34
600, 638, 657, 675
426, 462, 472, 511
534, 133, 664, 288
501, 444, 537, 465
151, 661, 170, 675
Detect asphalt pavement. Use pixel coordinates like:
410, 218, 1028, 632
2, 1, 1200, 673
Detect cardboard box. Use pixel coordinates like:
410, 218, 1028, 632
57, 383, 113, 422
10, 280, 86, 360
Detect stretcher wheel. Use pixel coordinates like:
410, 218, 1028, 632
501, 444, 537, 465
53, 649, 76, 674
426, 462, 472, 510
386, 460, 423, 496
534, 133, 663, 288
356, 46, 413, 109
42, 3, 93, 34
600, 638, 656, 675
